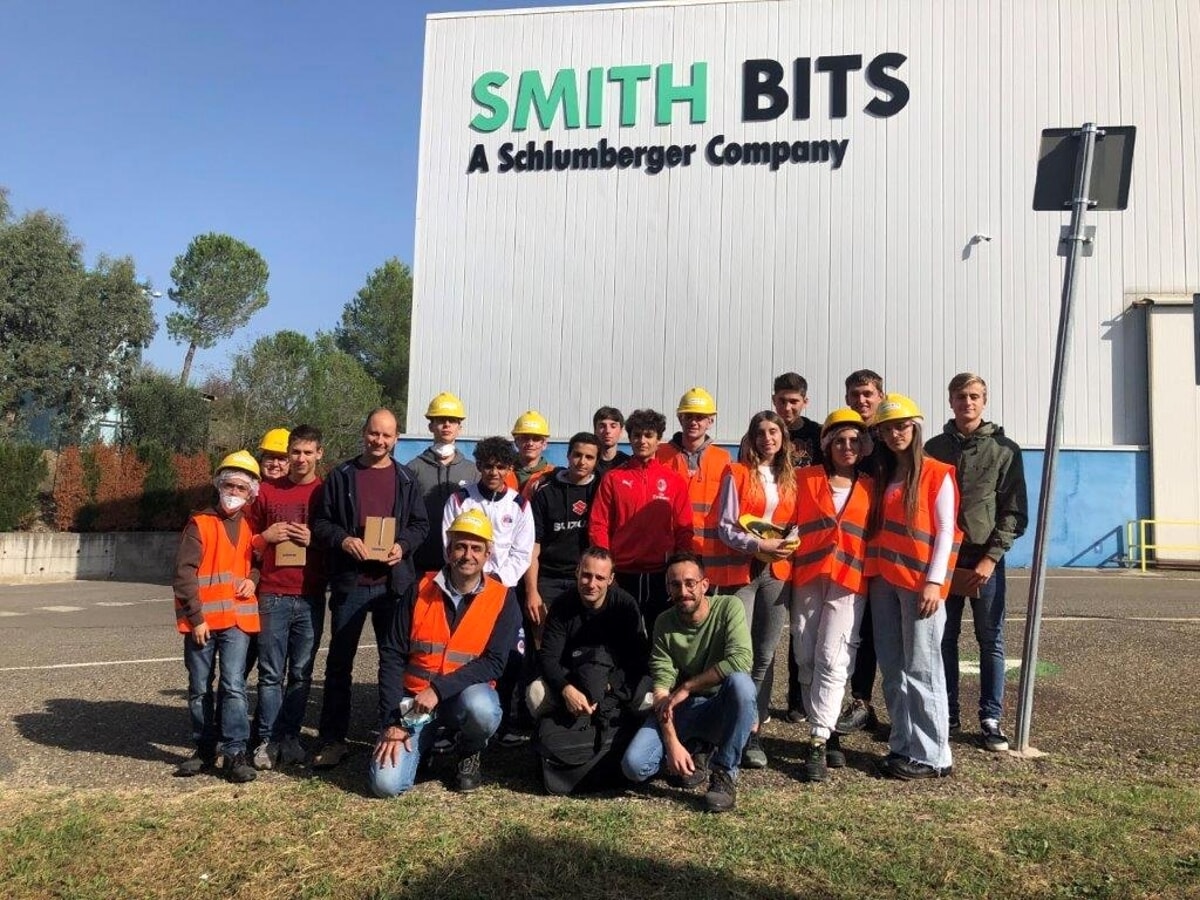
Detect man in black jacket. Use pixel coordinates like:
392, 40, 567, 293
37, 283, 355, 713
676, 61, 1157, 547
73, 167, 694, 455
527, 546, 649, 793
310, 408, 429, 769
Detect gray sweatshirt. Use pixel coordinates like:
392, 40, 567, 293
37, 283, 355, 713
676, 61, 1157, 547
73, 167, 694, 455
406, 446, 479, 572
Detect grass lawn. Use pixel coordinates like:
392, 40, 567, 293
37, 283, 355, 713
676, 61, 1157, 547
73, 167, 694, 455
2, 735, 1197, 900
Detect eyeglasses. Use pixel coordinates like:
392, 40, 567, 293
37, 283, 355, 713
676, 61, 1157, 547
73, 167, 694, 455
480, 463, 512, 472
880, 421, 915, 434
831, 437, 861, 448
668, 579, 704, 590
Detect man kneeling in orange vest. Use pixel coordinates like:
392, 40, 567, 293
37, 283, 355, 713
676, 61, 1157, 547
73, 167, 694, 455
173, 451, 263, 783
370, 509, 521, 795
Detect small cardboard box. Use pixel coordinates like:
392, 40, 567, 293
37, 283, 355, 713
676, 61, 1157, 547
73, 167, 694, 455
274, 539, 307, 567
363, 516, 396, 561
949, 567, 982, 599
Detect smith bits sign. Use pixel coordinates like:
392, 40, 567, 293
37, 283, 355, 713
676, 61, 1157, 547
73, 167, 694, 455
465, 54, 909, 176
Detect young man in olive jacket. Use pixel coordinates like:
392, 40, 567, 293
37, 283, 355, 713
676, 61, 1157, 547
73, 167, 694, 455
925, 373, 1028, 752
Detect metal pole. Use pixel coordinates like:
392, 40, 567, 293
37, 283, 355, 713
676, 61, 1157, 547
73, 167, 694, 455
1014, 122, 1099, 753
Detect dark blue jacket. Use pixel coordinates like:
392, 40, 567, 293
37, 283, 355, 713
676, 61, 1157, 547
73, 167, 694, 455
312, 456, 429, 595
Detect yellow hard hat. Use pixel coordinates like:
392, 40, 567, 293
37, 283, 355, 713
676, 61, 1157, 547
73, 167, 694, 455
820, 408, 867, 438
425, 392, 466, 420
511, 410, 550, 437
677, 387, 717, 416
447, 508, 494, 542
871, 393, 924, 427
217, 450, 261, 480
259, 428, 290, 455
738, 514, 800, 563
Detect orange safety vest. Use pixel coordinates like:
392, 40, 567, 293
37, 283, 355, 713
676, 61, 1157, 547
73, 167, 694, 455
709, 463, 799, 587
656, 441, 731, 567
789, 466, 873, 595
505, 460, 555, 497
175, 513, 259, 634
403, 573, 509, 694
865, 458, 962, 598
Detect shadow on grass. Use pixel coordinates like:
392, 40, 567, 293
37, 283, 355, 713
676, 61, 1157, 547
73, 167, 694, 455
377, 824, 812, 900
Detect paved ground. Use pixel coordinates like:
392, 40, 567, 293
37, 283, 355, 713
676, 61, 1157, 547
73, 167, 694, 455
0, 570, 1197, 793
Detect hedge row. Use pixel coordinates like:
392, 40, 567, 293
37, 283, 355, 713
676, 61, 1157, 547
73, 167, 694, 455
52, 444, 214, 532
0, 444, 50, 531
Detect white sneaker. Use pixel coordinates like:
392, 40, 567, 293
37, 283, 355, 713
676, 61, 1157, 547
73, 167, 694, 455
279, 735, 307, 766
252, 740, 279, 771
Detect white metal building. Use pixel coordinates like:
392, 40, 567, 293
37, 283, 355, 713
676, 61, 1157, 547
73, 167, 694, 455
407, 0, 1200, 566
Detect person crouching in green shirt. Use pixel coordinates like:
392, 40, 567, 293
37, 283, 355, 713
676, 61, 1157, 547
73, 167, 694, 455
620, 552, 754, 813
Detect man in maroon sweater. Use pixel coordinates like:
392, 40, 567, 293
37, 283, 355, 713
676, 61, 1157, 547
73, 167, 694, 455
588, 408, 692, 634
247, 425, 327, 769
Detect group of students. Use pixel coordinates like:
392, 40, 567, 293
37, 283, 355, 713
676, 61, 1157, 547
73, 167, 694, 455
171, 368, 1027, 811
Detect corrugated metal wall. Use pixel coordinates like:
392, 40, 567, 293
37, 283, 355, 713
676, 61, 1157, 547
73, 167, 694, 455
408, 0, 1199, 446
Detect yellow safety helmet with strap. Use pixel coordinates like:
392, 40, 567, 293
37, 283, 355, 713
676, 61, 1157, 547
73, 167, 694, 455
871, 393, 924, 427
447, 508, 494, 542
425, 392, 466, 420
511, 410, 550, 437
676, 386, 717, 416
258, 428, 290, 455
216, 450, 262, 481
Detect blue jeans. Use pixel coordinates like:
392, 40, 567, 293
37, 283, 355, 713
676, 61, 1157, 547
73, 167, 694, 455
184, 626, 252, 756
257, 593, 325, 742
318, 582, 397, 743
941, 557, 1006, 724
870, 580, 952, 770
621, 671, 757, 780
368, 683, 502, 797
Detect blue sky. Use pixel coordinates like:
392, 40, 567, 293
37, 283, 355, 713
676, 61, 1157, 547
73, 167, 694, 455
1, 0, 610, 381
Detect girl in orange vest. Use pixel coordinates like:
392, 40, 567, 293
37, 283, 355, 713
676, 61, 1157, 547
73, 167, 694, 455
865, 395, 961, 780
714, 410, 798, 770
789, 409, 874, 782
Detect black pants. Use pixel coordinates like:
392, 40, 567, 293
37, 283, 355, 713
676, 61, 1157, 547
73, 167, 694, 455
614, 570, 669, 637
848, 596, 877, 701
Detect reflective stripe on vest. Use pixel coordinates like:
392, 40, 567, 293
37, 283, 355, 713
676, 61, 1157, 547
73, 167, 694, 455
403, 574, 509, 695
789, 466, 873, 595
175, 513, 260, 634
864, 459, 962, 599
708, 463, 799, 587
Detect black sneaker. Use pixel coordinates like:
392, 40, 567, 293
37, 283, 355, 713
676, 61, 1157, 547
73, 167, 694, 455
784, 707, 808, 725
876, 751, 905, 778
174, 748, 215, 777
802, 740, 827, 783
226, 751, 257, 784
980, 719, 1009, 752
455, 751, 483, 792
835, 698, 875, 734
741, 733, 768, 769
703, 767, 737, 813
887, 758, 953, 780
825, 733, 846, 769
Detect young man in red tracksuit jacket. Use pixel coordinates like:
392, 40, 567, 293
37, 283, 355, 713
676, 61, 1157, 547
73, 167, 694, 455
589, 408, 692, 634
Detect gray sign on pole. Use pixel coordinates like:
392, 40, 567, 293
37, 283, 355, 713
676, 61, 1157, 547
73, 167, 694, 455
1018, 124, 1135, 756
1033, 126, 1136, 211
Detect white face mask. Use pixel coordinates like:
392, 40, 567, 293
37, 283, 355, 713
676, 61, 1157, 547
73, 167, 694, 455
433, 442, 456, 459
220, 493, 248, 513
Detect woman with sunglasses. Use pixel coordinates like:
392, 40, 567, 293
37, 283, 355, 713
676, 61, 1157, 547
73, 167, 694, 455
865, 394, 961, 780
714, 410, 798, 769
789, 409, 875, 782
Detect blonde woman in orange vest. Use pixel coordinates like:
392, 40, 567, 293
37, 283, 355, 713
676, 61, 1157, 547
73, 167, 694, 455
865, 395, 961, 780
172, 451, 262, 784
788, 409, 874, 782
714, 410, 798, 769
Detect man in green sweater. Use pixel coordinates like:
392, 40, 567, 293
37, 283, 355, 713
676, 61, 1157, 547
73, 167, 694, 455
620, 553, 755, 813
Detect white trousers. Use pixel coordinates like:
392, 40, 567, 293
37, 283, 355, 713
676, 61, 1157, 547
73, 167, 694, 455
790, 575, 865, 739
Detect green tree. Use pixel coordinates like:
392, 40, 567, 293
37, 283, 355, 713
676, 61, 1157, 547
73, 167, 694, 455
0, 205, 84, 429
227, 330, 381, 463
166, 233, 269, 385
334, 258, 412, 418
0, 194, 155, 441
120, 368, 212, 453
59, 256, 158, 443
